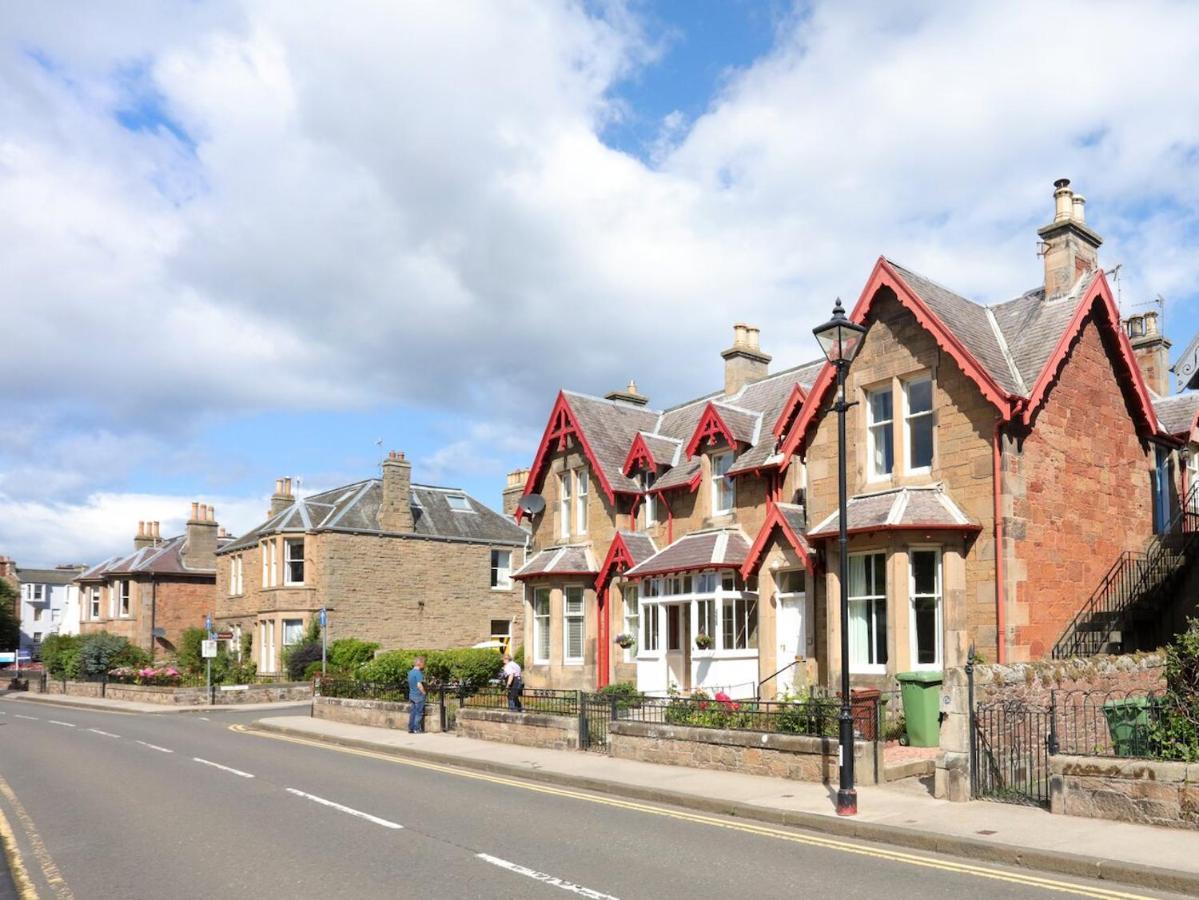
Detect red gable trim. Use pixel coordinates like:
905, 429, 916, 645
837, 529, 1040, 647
740, 503, 814, 579
772, 383, 807, 439
622, 433, 657, 477
518, 392, 617, 521
684, 402, 740, 458
647, 468, 703, 496
595, 533, 637, 592
1019, 273, 1159, 435
779, 257, 1016, 468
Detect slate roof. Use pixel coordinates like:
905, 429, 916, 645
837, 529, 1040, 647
637, 432, 683, 468
807, 486, 979, 538
220, 480, 527, 554
616, 531, 658, 568
1154, 392, 1199, 436
624, 528, 752, 578
512, 545, 597, 579
777, 503, 808, 538
78, 534, 237, 581
16, 567, 85, 587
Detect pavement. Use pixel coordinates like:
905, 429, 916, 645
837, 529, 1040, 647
252, 713, 1199, 898
1, 698, 1191, 899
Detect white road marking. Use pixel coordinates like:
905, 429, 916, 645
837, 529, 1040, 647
197, 716, 209, 721
48, 720, 76, 727
475, 854, 618, 899
284, 788, 403, 829
136, 740, 173, 753
192, 757, 254, 778
14, 714, 39, 720
87, 728, 120, 738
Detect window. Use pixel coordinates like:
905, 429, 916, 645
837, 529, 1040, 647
89, 588, 101, 620
533, 589, 551, 663
32, 607, 43, 622
559, 471, 572, 538
695, 597, 715, 648
622, 596, 640, 661
666, 605, 682, 651
118, 580, 131, 617
282, 618, 304, 646
51, 609, 60, 624
641, 601, 660, 653
696, 572, 717, 594
284, 539, 305, 585
905, 376, 934, 471
490, 550, 512, 590
446, 494, 473, 511
777, 569, 805, 595
270, 541, 278, 587
229, 556, 243, 596
849, 552, 888, 671
575, 468, 589, 535
30, 584, 44, 602
564, 586, 585, 663
642, 471, 657, 527
711, 451, 735, 514
490, 619, 511, 651
910, 549, 942, 669
721, 595, 758, 650
867, 387, 894, 477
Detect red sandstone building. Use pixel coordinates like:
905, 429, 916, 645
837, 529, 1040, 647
514, 180, 1199, 697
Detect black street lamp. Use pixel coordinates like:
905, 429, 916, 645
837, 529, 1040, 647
813, 297, 867, 817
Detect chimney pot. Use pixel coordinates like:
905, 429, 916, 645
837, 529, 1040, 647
1053, 178, 1074, 222
1072, 194, 1086, 224
190, 501, 200, 521
153, 521, 160, 538
721, 322, 771, 395
137, 521, 145, 537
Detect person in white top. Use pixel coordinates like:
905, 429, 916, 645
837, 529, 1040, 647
502, 653, 523, 712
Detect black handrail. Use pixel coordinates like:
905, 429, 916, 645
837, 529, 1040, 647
1052, 481, 1199, 659
755, 658, 801, 699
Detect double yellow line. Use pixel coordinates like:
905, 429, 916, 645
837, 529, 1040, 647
0, 774, 73, 900
233, 725, 1156, 899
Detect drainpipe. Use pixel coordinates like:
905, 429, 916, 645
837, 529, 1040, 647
992, 419, 1008, 665
149, 577, 158, 658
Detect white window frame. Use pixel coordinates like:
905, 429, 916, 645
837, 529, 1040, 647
282, 618, 304, 646
848, 551, 888, 674
269, 541, 278, 587
640, 600, 661, 655
711, 451, 735, 515
622, 592, 640, 662
575, 468, 589, 535
908, 547, 943, 671
89, 587, 101, 620
904, 375, 934, 474
261, 542, 270, 587
284, 539, 305, 586
641, 471, 657, 527
490, 618, 512, 651
866, 386, 895, 480
559, 471, 572, 539
490, 549, 512, 590
563, 585, 585, 665
720, 593, 758, 651
532, 588, 551, 664
118, 580, 131, 618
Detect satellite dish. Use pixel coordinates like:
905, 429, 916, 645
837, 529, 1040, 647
517, 494, 546, 516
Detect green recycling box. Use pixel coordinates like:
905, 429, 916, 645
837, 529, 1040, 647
896, 670, 943, 747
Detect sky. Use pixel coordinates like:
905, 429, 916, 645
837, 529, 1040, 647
3, 1, 1199, 567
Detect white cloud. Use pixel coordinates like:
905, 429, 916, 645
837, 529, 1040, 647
3, 1, 1199, 563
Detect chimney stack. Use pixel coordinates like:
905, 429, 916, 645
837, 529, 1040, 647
0, 556, 15, 584
379, 451, 413, 532
721, 323, 771, 395
605, 379, 649, 407
1124, 311, 1172, 395
1038, 178, 1102, 299
134, 521, 155, 551
269, 477, 294, 517
502, 468, 531, 518
182, 501, 219, 570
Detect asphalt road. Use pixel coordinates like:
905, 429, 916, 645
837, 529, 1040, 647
0, 697, 1188, 900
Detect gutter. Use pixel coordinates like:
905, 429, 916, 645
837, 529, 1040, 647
992, 419, 1007, 665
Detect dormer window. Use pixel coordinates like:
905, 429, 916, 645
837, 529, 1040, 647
867, 387, 894, 478
904, 376, 934, 472
446, 494, 472, 512
711, 451, 735, 514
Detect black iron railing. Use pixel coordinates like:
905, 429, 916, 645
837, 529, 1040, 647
1052, 482, 1199, 659
616, 693, 877, 740
1050, 686, 1167, 759
463, 686, 579, 717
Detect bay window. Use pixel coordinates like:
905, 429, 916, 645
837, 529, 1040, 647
89, 587, 101, 620
867, 388, 894, 478
905, 376, 934, 471
623, 596, 640, 661
118, 580, 131, 617
563, 586, 585, 664
284, 539, 304, 585
533, 588, 551, 663
721, 595, 758, 650
849, 552, 888, 672
910, 549, 942, 669
282, 618, 304, 646
711, 451, 735, 514
695, 596, 716, 647
641, 602, 660, 653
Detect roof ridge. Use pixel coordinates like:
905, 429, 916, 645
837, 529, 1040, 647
562, 388, 664, 415
885, 257, 979, 307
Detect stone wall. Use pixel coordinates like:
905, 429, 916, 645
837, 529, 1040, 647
936, 654, 1166, 802
1050, 755, 1199, 830
455, 707, 580, 751
46, 679, 311, 705
313, 696, 442, 732
609, 721, 877, 785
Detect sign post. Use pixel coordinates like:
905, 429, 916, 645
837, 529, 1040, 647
319, 607, 328, 677
202, 638, 217, 704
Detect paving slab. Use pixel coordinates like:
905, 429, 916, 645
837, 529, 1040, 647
251, 714, 1199, 897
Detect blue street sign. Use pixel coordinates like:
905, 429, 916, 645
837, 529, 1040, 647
319, 608, 327, 628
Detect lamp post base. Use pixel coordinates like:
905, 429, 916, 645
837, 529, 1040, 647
836, 788, 858, 816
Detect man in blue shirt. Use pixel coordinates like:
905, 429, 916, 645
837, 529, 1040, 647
407, 656, 427, 734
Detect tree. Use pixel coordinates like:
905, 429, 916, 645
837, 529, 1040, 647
0, 580, 19, 651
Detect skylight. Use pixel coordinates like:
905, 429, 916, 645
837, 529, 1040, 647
446, 494, 473, 511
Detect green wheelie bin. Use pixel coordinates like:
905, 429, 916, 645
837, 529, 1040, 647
897, 670, 943, 747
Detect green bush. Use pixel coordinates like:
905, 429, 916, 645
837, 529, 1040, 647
39, 634, 82, 679
0, 581, 19, 650
776, 700, 839, 738
78, 632, 134, 678
596, 681, 644, 710
328, 638, 379, 673
359, 648, 502, 692
1149, 618, 1199, 762
176, 627, 207, 675
286, 642, 324, 680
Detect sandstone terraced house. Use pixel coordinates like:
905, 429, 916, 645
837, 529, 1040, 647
77, 506, 233, 656
514, 179, 1199, 699
214, 454, 528, 675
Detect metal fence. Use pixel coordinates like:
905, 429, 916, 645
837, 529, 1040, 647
1051, 688, 1167, 759
463, 686, 579, 717
615, 693, 878, 740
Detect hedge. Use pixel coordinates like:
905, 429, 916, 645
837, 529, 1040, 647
359, 648, 502, 693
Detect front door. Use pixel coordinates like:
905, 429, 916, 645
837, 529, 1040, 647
776, 595, 807, 696
665, 604, 690, 691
